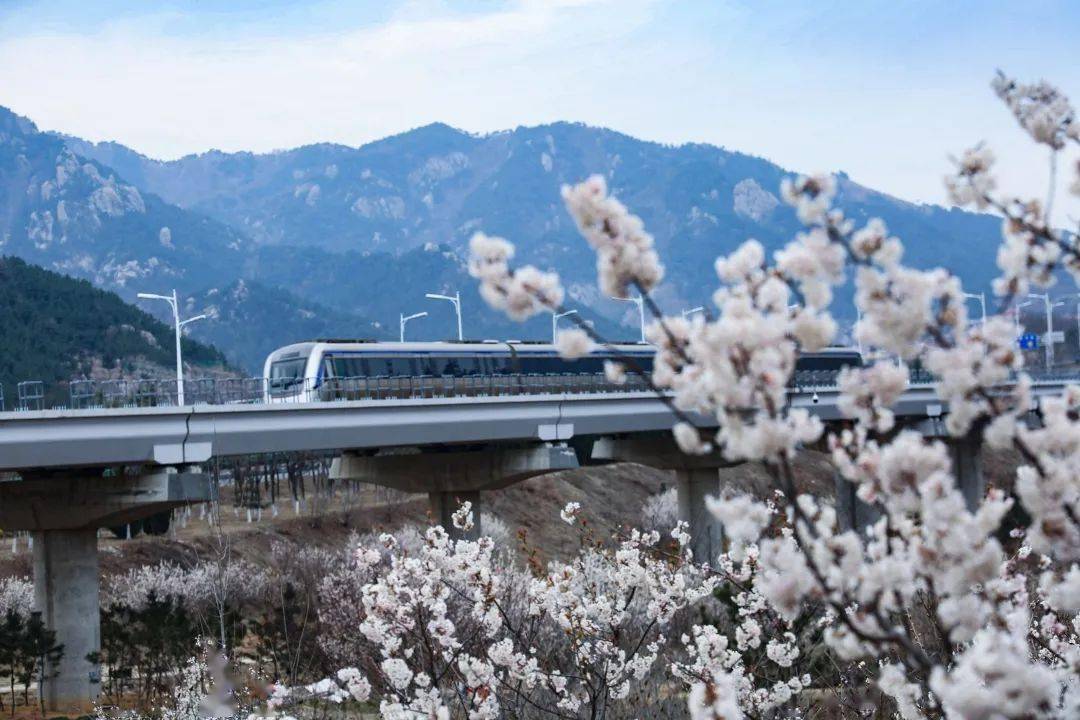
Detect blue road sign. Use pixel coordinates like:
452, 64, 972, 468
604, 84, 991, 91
1019, 332, 1039, 350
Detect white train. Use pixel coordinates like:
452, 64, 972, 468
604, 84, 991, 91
262, 340, 657, 402
261, 339, 863, 402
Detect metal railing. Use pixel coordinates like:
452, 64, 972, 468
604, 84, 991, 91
0, 365, 1074, 413
16, 381, 44, 411
54, 372, 655, 411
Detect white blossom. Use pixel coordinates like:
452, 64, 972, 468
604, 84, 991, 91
554, 328, 594, 359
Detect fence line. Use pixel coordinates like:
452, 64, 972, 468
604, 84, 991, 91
0, 367, 1068, 412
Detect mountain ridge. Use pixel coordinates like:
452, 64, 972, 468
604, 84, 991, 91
0, 103, 1013, 371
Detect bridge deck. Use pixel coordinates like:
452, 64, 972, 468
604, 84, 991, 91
0, 380, 1064, 472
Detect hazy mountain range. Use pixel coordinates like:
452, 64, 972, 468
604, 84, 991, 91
1, 105, 1005, 372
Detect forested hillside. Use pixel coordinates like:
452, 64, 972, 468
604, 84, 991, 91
0, 256, 230, 405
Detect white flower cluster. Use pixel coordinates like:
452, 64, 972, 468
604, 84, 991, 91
559, 501, 581, 525
554, 328, 594, 360
855, 263, 963, 360
944, 145, 996, 210
561, 174, 664, 298
948, 75, 1080, 296
103, 559, 272, 615
923, 315, 1026, 436
673, 563, 814, 719
836, 361, 908, 433
282, 508, 729, 719
993, 197, 1061, 296
992, 72, 1078, 150
0, 576, 32, 619
467, 232, 564, 320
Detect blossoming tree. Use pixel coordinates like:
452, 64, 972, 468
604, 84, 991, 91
465, 71, 1080, 719
256, 73, 1080, 720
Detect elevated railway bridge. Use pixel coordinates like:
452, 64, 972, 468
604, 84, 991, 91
0, 367, 1073, 707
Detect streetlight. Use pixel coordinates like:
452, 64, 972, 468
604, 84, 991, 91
612, 295, 646, 343
399, 311, 428, 342
552, 309, 578, 343
963, 292, 986, 329
1058, 293, 1080, 363
136, 289, 206, 406
1014, 300, 1033, 340
1029, 293, 1065, 368
682, 306, 705, 319
425, 292, 463, 341
855, 309, 864, 358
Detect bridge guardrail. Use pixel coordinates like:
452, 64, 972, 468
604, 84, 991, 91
49, 371, 660, 411
0, 366, 1073, 414
16, 381, 44, 411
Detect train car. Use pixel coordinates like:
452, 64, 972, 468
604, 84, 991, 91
262, 339, 863, 403
789, 346, 864, 387
262, 340, 657, 402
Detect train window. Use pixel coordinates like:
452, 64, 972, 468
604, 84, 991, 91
369, 357, 388, 375
458, 357, 479, 376
417, 355, 441, 376
269, 357, 307, 389
580, 357, 606, 373
370, 357, 414, 376
519, 356, 541, 374
327, 356, 367, 377
614, 353, 653, 373
795, 353, 861, 372
491, 354, 514, 374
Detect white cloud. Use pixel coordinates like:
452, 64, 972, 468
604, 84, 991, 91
0, 0, 1076, 226
0, 0, 656, 157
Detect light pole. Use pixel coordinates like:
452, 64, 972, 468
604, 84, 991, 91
1059, 294, 1080, 364
552, 309, 578, 343
1014, 300, 1033, 340
855, 309, 864, 358
612, 295, 646, 343
1029, 293, 1064, 368
399, 311, 428, 342
1072, 296, 1080, 364
682, 306, 705, 319
425, 292, 463, 341
963, 292, 986, 329
137, 289, 206, 406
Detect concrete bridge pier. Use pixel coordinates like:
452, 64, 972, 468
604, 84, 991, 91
592, 435, 741, 565
0, 466, 214, 711
947, 431, 985, 512
331, 443, 578, 541
834, 471, 883, 533
32, 529, 100, 708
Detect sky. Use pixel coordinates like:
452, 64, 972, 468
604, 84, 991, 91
0, 0, 1077, 225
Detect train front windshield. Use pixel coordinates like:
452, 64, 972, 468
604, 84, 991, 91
269, 357, 308, 394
